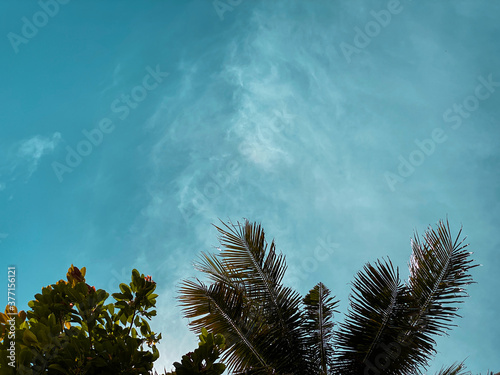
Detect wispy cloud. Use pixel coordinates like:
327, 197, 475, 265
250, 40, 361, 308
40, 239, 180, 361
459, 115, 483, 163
17, 132, 61, 177
0, 132, 61, 190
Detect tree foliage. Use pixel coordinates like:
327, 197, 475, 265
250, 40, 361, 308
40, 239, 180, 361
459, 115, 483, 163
0, 265, 161, 374
162, 328, 226, 375
0, 265, 227, 375
178, 219, 484, 375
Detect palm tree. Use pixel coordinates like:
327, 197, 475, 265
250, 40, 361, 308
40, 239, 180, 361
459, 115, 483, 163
178, 219, 481, 374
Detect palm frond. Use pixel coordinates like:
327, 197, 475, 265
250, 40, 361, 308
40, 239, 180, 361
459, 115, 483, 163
178, 278, 270, 372
435, 361, 470, 375
333, 221, 477, 375
180, 220, 309, 374
334, 259, 417, 374
213, 220, 309, 374
213, 219, 288, 296
303, 282, 339, 375
194, 251, 243, 287
403, 220, 478, 370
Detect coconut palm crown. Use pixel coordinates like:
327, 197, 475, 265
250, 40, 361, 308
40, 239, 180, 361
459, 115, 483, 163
178, 219, 479, 375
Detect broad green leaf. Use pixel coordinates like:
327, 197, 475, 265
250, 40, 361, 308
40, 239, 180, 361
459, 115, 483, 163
22, 329, 38, 346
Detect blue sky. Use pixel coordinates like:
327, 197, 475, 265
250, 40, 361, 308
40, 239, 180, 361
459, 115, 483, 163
1, 0, 499, 373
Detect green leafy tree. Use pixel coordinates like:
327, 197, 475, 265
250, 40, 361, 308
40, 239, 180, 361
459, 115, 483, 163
161, 327, 226, 375
177, 219, 491, 374
0, 265, 161, 374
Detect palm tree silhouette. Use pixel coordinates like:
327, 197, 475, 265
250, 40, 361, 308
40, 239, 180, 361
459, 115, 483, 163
178, 219, 482, 375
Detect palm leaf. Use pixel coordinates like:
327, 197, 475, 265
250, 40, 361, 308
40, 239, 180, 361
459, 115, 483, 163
194, 251, 245, 289
180, 220, 308, 374
178, 278, 271, 372
434, 361, 470, 375
333, 259, 416, 374
403, 220, 478, 370
213, 220, 308, 374
334, 221, 477, 375
303, 282, 339, 374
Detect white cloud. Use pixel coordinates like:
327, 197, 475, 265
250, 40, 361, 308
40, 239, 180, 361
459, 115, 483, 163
18, 132, 61, 160
0, 132, 62, 186
17, 132, 61, 177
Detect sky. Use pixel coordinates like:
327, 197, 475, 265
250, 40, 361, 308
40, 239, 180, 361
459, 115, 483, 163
0, 0, 499, 373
